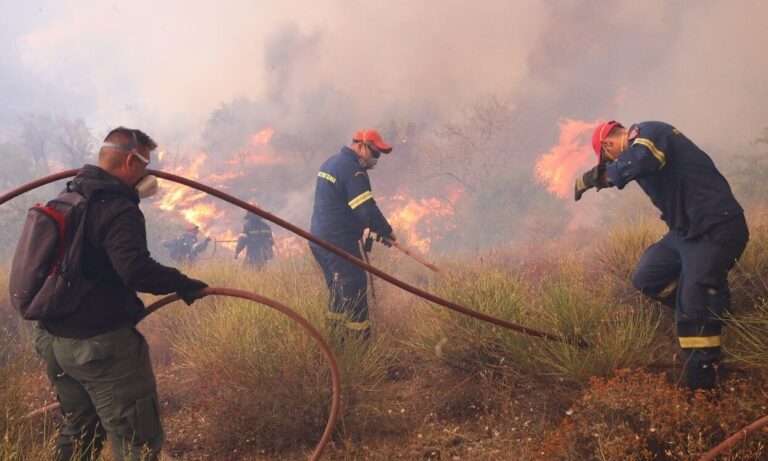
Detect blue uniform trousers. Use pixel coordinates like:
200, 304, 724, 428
631, 215, 748, 388
309, 239, 370, 335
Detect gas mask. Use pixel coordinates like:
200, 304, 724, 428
135, 174, 158, 199
101, 130, 158, 198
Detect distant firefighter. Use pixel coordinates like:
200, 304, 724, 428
164, 224, 211, 264
235, 211, 274, 268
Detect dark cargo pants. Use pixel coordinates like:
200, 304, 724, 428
309, 239, 370, 337
35, 325, 164, 461
631, 215, 748, 388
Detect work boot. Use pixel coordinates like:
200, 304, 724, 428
685, 361, 717, 390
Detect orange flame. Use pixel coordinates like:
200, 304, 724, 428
155, 153, 227, 232
251, 127, 275, 145
382, 189, 462, 253
535, 118, 598, 198
225, 126, 284, 166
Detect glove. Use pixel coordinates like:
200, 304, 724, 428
376, 233, 396, 247
177, 279, 209, 306
574, 164, 609, 201
363, 235, 374, 253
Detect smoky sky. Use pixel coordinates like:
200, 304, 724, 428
1, 0, 767, 172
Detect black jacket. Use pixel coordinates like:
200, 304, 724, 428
605, 121, 744, 239
42, 165, 206, 338
309, 147, 392, 243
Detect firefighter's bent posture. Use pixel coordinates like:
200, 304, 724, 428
235, 211, 274, 268
309, 129, 396, 339
576, 121, 748, 390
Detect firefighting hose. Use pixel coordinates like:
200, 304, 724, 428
18, 288, 340, 461
0, 168, 580, 348
699, 414, 768, 461
7, 170, 767, 457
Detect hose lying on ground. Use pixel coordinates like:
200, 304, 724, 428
21, 287, 341, 461
0, 169, 580, 347
699, 413, 768, 461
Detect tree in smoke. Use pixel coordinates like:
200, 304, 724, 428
731, 127, 768, 205
0, 141, 34, 188
20, 114, 96, 168
420, 97, 528, 194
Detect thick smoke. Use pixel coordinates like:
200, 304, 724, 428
1, 0, 766, 254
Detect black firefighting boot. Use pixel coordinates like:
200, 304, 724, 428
683, 347, 720, 391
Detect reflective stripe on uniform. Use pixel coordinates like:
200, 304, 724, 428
633, 138, 666, 168
325, 311, 346, 321
345, 319, 370, 331
348, 191, 374, 209
658, 280, 678, 298
679, 335, 721, 348
318, 171, 337, 183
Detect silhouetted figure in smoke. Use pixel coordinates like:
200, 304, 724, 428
164, 224, 211, 265
235, 210, 274, 269
309, 129, 396, 340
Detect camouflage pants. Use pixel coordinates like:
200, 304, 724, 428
35, 325, 164, 461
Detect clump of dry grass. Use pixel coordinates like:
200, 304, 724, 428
170, 255, 400, 453
406, 256, 662, 389
0, 325, 57, 460
540, 369, 768, 460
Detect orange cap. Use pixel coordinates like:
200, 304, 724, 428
353, 129, 392, 154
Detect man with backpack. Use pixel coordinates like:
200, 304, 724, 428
23, 127, 208, 461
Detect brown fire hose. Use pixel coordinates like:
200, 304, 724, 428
699, 413, 768, 461
21, 287, 341, 461
0, 169, 580, 347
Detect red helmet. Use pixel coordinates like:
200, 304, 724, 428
591, 121, 623, 159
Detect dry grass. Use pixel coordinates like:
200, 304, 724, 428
2, 219, 768, 459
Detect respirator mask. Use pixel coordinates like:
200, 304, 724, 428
101, 130, 159, 199
364, 144, 382, 170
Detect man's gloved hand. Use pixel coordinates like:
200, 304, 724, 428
363, 235, 374, 253
574, 164, 610, 201
177, 279, 209, 306
376, 232, 396, 247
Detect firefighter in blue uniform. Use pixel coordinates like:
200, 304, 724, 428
576, 120, 749, 390
235, 210, 274, 269
163, 225, 210, 265
309, 129, 396, 339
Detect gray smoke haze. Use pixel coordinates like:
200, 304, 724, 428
1, 0, 767, 254
2, 1, 765, 139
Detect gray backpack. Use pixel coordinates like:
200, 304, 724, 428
9, 189, 92, 320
